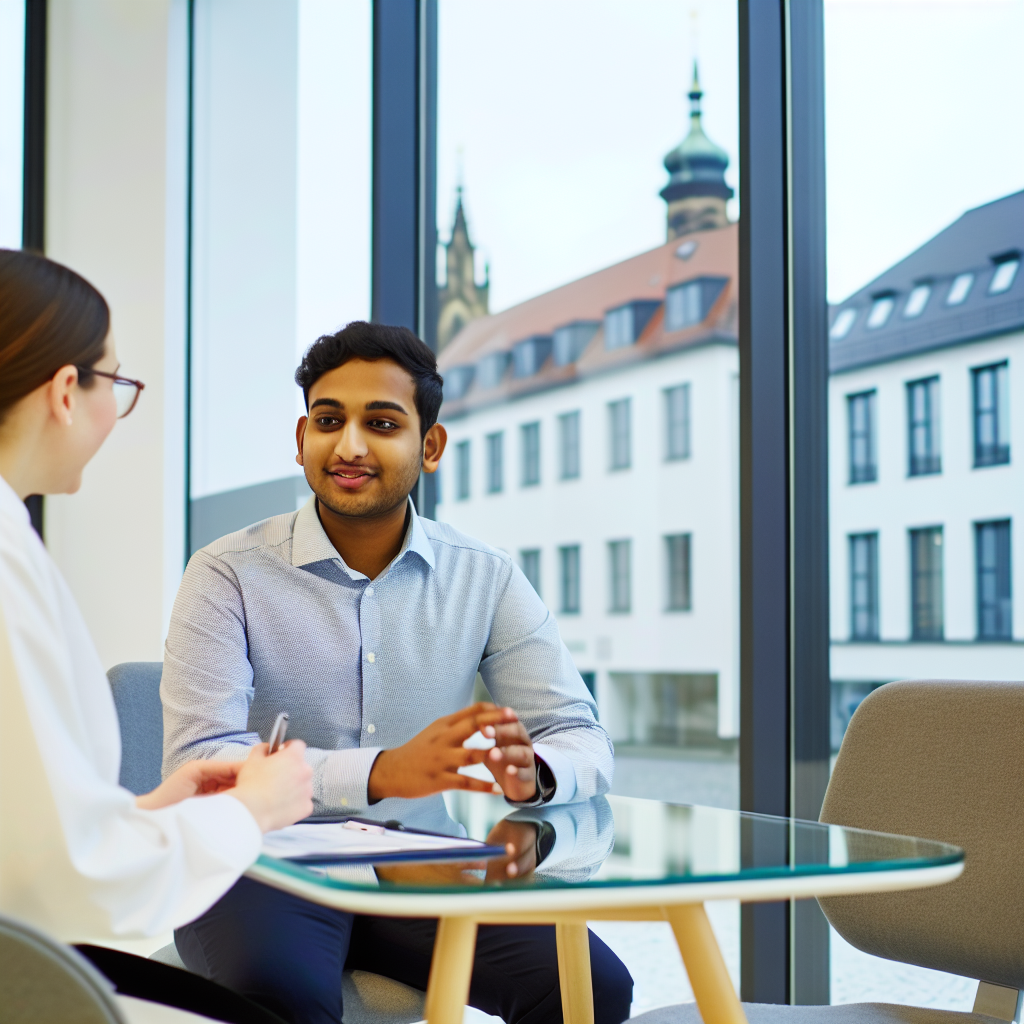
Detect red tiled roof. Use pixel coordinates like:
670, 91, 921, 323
438, 223, 738, 415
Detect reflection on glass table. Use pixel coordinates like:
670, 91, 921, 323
249, 794, 962, 1024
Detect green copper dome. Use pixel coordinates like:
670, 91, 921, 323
661, 63, 734, 204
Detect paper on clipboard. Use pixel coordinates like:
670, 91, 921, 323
261, 821, 506, 864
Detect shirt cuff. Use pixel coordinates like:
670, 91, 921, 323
319, 747, 383, 812
193, 793, 264, 868
530, 743, 578, 805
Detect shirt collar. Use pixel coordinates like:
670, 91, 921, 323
292, 495, 436, 576
0, 474, 30, 526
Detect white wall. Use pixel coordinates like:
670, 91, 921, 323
829, 330, 1023, 683
437, 343, 741, 739
44, 0, 187, 668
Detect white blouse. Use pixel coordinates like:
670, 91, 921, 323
0, 475, 261, 940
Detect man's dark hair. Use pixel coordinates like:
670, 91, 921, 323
295, 321, 443, 437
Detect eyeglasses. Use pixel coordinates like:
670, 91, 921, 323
75, 366, 146, 418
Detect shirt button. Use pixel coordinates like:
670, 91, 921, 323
367, 651, 376, 663
366, 586, 374, 597
367, 723, 376, 734
341, 798, 349, 807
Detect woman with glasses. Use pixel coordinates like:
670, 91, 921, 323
0, 248, 313, 1023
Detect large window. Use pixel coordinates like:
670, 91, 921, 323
972, 362, 1010, 468
485, 431, 503, 493
975, 520, 1011, 641
608, 539, 632, 614
558, 545, 580, 615
847, 391, 877, 484
848, 533, 879, 641
608, 398, 632, 471
665, 384, 691, 462
909, 527, 943, 641
558, 411, 581, 481
455, 440, 471, 501
665, 534, 692, 612
906, 377, 940, 477
520, 421, 540, 487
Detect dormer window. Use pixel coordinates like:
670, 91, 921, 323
903, 284, 931, 318
603, 300, 660, 351
989, 257, 1019, 295
946, 273, 973, 305
511, 335, 552, 378
664, 276, 727, 332
443, 365, 475, 400
866, 295, 895, 329
830, 308, 856, 340
476, 351, 510, 390
553, 321, 599, 366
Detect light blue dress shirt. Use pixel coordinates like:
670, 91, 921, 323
162, 497, 612, 822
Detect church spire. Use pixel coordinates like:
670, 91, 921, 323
660, 61, 734, 240
437, 182, 489, 352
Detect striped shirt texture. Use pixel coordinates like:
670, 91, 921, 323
162, 497, 613, 825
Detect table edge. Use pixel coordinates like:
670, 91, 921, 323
244, 860, 963, 917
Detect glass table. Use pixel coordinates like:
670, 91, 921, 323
247, 793, 963, 1024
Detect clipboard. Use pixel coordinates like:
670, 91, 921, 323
261, 817, 508, 866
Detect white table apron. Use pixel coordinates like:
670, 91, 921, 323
244, 860, 963, 1024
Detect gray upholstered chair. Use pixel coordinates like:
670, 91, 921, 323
632, 679, 1024, 1024
107, 662, 426, 1024
0, 912, 126, 1024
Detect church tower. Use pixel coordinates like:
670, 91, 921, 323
436, 186, 489, 352
660, 63, 734, 240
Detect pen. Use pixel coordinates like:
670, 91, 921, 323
268, 712, 289, 754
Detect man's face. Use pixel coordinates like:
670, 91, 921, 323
296, 357, 444, 520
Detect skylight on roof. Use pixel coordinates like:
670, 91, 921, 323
903, 284, 931, 318
989, 258, 1019, 295
946, 273, 974, 305
830, 308, 856, 340
866, 295, 895, 329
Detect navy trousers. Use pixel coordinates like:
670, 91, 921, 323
176, 876, 633, 1024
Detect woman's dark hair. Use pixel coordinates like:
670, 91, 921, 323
295, 321, 444, 436
0, 248, 110, 423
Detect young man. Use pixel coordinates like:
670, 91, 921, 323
161, 322, 631, 1023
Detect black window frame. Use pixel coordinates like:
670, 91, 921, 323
848, 532, 879, 640
972, 361, 1010, 468
847, 389, 877, 484
909, 526, 944, 641
520, 421, 541, 487
906, 376, 941, 477
485, 431, 503, 494
975, 520, 1012, 640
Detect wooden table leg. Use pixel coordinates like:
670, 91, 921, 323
667, 904, 747, 1024
555, 920, 595, 1024
424, 916, 478, 1024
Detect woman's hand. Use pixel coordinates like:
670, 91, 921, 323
227, 741, 314, 833
135, 760, 244, 810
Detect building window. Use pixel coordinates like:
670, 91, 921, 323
830, 308, 856, 339
520, 421, 540, 486
849, 533, 879, 640
520, 549, 541, 596
455, 440, 470, 500
665, 384, 691, 461
665, 534, 692, 611
910, 527, 943, 641
486, 431, 503, 493
847, 390, 877, 484
907, 376, 941, 476
988, 258, 1018, 295
665, 281, 702, 330
976, 520, 1012, 640
972, 362, 1010, 467
608, 398, 631, 471
866, 294, 895, 329
946, 273, 973, 305
558, 411, 581, 480
608, 539, 632, 613
903, 284, 931, 318
558, 545, 580, 614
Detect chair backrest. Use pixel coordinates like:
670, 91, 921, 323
818, 678, 1024, 991
107, 662, 164, 796
0, 913, 126, 1024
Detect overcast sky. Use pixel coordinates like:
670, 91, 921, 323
438, 0, 1024, 308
